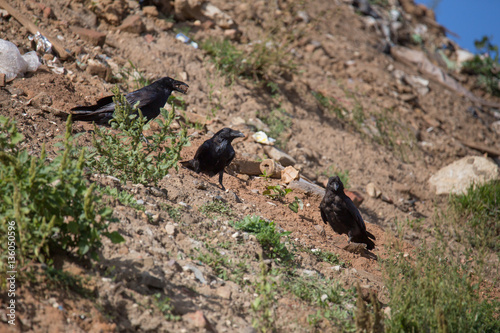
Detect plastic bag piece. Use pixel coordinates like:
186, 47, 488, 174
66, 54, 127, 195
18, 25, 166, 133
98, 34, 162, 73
0, 39, 41, 81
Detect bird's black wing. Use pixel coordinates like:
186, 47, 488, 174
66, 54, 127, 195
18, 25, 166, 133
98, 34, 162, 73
70, 95, 115, 112
125, 87, 161, 110
344, 194, 367, 232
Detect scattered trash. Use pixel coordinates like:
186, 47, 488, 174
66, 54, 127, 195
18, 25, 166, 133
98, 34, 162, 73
29, 31, 53, 54
175, 33, 198, 49
252, 131, 276, 145
0, 39, 41, 81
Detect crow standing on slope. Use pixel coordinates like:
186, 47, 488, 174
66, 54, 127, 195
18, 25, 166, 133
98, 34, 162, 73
320, 176, 376, 250
181, 128, 245, 191
67, 77, 188, 125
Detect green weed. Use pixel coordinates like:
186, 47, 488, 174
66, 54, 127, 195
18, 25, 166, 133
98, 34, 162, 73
263, 185, 292, 201
450, 180, 499, 251
232, 216, 292, 263
153, 293, 181, 321
463, 36, 500, 96
288, 196, 304, 213
251, 261, 277, 333
199, 199, 232, 219
383, 239, 500, 332
0, 116, 123, 270
202, 36, 295, 87
86, 87, 189, 185
311, 90, 347, 119
117, 60, 151, 90
97, 185, 145, 211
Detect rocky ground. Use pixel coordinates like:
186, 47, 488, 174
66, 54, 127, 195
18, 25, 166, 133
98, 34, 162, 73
0, 0, 499, 332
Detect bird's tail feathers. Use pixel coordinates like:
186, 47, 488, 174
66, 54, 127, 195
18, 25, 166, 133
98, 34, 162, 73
180, 159, 197, 171
352, 233, 376, 251
366, 230, 376, 241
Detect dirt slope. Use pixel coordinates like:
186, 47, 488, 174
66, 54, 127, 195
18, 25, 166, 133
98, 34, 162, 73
0, 0, 498, 332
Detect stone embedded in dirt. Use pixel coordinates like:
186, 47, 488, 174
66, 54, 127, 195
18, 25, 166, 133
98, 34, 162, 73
86, 59, 111, 81
429, 156, 499, 195
216, 286, 232, 300
140, 271, 164, 289
144, 34, 155, 43
148, 186, 167, 198
155, 18, 174, 31
201, 19, 215, 30
71, 27, 106, 46
201, 3, 236, 29
184, 264, 207, 284
165, 224, 177, 236
345, 190, 364, 207
118, 15, 146, 34
167, 259, 183, 272
223, 28, 240, 41
246, 118, 270, 132
366, 182, 382, 198
491, 120, 500, 135
263, 146, 296, 167
43, 7, 56, 20
31, 92, 53, 107
142, 6, 159, 17
313, 224, 326, 237
174, 0, 204, 21
182, 310, 213, 330
92, 0, 129, 25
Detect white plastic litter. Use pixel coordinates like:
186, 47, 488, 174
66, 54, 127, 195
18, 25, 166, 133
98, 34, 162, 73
0, 39, 41, 81
252, 131, 276, 145
28, 32, 52, 54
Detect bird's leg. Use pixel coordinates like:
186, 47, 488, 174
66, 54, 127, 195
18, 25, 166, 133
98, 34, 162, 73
218, 171, 226, 191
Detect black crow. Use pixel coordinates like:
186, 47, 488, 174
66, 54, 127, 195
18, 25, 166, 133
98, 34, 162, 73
68, 77, 188, 125
320, 176, 376, 250
181, 128, 245, 191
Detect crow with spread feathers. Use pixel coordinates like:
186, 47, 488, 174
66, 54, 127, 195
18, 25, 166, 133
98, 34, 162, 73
67, 77, 188, 125
181, 128, 245, 191
320, 176, 376, 250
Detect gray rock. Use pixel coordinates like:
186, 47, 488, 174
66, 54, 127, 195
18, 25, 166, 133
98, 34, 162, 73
263, 146, 296, 167
429, 156, 499, 195
140, 271, 165, 289
184, 264, 207, 284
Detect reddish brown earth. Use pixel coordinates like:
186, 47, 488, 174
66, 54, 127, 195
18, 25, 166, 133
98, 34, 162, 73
0, 0, 499, 332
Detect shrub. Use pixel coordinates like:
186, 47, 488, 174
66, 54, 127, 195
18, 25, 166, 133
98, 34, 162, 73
86, 87, 189, 185
0, 116, 123, 269
232, 215, 292, 263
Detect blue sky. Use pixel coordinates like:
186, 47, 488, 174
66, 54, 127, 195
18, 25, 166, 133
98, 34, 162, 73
415, 0, 500, 53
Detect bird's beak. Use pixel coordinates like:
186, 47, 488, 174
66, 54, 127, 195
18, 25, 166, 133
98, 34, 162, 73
173, 81, 189, 94
231, 130, 245, 139
333, 182, 339, 191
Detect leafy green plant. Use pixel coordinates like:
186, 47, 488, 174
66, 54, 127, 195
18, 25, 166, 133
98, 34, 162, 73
97, 185, 145, 211
199, 199, 232, 219
311, 90, 347, 119
280, 272, 356, 331
117, 60, 151, 90
201, 36, 295, 87
463, 36, 500, 96
307, 248, 345, 266
288, 196, 304, 213
263, 185, 292, 201
86, 87, 189, 185
0, 116, 124, 269
153, 293, 180, 321
232, 216, 292, 263
251, 261, 277, 333
195, 243, 248, 284
383, 239, 500, 332
450, 180, 499, 251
